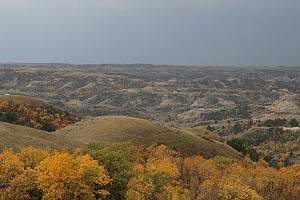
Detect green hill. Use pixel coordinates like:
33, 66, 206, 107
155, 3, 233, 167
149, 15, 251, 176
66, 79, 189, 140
55, 116, 241, 158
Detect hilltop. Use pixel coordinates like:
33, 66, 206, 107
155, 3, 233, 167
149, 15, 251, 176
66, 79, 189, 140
55, 116, 241, 158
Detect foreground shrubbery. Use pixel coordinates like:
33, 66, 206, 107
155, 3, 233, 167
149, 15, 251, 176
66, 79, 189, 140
0, 143, 300, 199
0, 147, 111, 199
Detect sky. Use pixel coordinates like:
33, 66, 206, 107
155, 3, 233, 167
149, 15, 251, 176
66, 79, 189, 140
0, 0, 299, 66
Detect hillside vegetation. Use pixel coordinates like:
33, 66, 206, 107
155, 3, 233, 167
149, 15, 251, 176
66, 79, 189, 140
0, 95, 81, 131
56, 116, 240, 158
0, 122, 84, 151
1, 144, 299, 200
0, 95, 48, 107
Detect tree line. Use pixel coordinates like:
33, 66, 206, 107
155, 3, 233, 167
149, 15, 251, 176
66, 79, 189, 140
1, 143, 300, 199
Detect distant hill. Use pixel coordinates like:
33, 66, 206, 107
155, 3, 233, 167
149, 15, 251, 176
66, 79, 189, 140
0, 95, 48, 107
55, 116, 241, 158
0, 95, 81, 131
253, 93, 300, 121
0, 122, 84, 151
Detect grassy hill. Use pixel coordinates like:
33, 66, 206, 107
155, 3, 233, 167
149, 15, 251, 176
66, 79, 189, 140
0, 122, 84, 151
0, 95, 240, 158
55, 116, 241, 158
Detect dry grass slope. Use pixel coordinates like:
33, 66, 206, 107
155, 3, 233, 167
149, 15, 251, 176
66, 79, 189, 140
56, 116, 241, 158
0, 122, 84, 152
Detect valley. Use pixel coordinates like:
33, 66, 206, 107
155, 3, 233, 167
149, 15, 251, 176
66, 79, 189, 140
1, 64, 300, 199
1, 64, 300, 126
1, 64, 300, 166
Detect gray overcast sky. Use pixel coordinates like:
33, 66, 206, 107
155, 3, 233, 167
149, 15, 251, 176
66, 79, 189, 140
0, 0, 299, 66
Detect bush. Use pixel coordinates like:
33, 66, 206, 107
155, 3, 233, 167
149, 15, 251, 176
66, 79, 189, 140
289, 118, 299, 127
207, 125, 215, 132
232, 122, 242, 134
41, 121, 55, 132
227, 138, 247, 154
263, 118, 287, 127
5, 112, 18, 123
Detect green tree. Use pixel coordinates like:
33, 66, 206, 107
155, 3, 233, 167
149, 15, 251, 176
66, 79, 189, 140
5, 112, 18, 123
274, 118, 287, 126
263, 119, 274, 127
232, 122, 242, 134
247, 120, 253, 129
87, 142, 142, 200
207, 125, 215, 132
227, 138, 247, 154
289, 118, 299, 127
41, 121, 55, 132
246, 147, 260, 162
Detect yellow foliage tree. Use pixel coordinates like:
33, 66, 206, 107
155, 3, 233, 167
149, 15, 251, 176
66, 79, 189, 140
218, 176, 263, 200
126, 145, 189, 200
34, 151, 111, 199
126, 174, 155, 200
0, 150, 29, 200
18, 146, 51, 169
182, 156, 220, 199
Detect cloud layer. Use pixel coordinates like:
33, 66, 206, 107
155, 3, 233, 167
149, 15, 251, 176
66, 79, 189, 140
0, 0, 299, 66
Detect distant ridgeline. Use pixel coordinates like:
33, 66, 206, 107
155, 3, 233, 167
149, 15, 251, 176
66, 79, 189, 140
0, 95, 81, 131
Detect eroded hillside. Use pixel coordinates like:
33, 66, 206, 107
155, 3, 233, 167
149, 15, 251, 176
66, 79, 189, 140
1, 64, 300, 165
1, 64, 300, 127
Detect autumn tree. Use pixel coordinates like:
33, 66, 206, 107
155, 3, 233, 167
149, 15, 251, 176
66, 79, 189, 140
0, 98, 81, 132
217, 176, 263, 200
33, 151, 111, 199
0, 150, 29, 200
18, 146, 51, 169
182, 156, 220, 199
0, 143, 300, 199
126, 145, 189, 200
